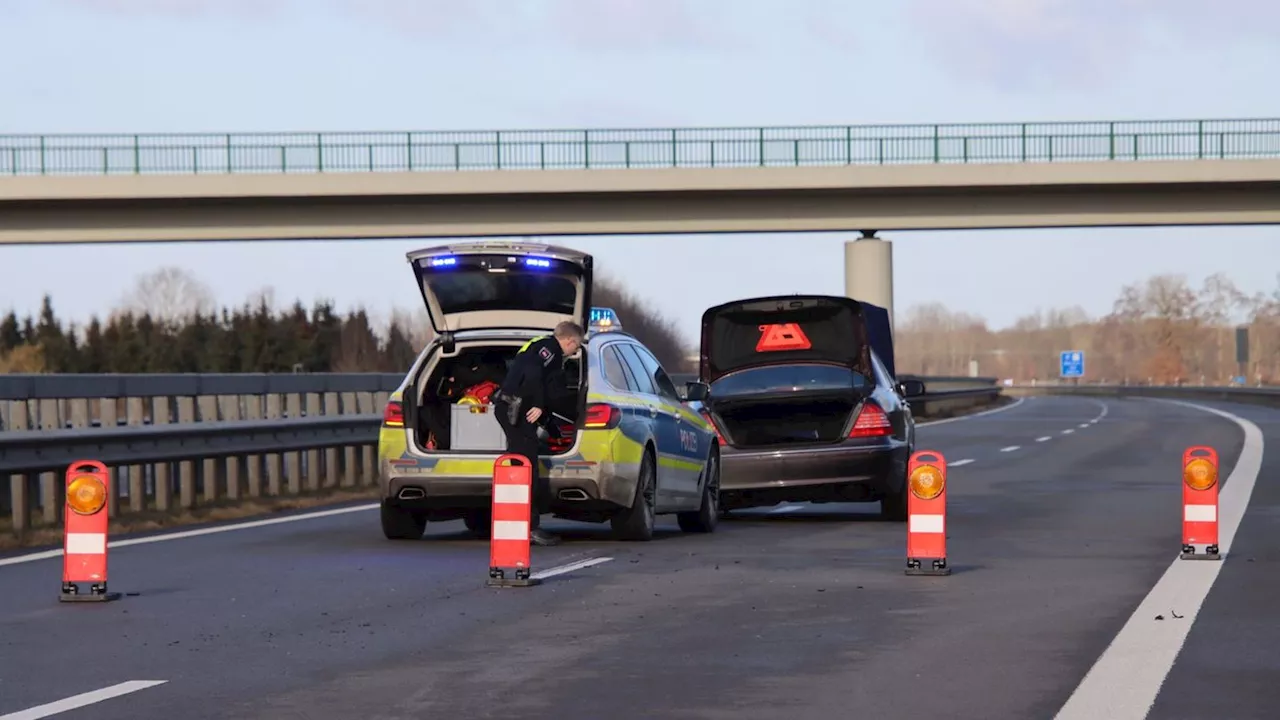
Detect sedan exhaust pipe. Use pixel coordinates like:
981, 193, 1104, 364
397, 487, 426, 500
558, 488, 589, 501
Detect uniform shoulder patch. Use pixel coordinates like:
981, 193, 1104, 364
539, 346, 553, 364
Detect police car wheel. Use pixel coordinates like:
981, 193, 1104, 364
677, 452, 719, 533
463, 509, 492, 538
610, 449, 656, 541
381, 500, 427, 540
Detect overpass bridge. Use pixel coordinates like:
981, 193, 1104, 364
3, 116, 1280, 323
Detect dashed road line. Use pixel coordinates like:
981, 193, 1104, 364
0, 680, 167, 720
1062, 429, 1075, 435
949, 459, 976, 467
1078, 423, 1090, 428
530, 556, 613, 580
1037, 436, 1052, 443
1000, 445, 1020, 453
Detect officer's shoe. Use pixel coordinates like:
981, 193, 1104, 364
530, 528, 561, 546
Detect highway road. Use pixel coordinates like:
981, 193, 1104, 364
0, 394, 1274, 720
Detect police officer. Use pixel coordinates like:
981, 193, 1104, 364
492, 321, 585, 546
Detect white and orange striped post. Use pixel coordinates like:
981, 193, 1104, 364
60, 460, 122, 602
1180, 446, 1221, 561
486, 454, 541, 587
905, 450, 950, 576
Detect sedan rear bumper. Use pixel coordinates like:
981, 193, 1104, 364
718, 438, 905, 506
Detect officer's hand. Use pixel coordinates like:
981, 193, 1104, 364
525, 407, 543, 423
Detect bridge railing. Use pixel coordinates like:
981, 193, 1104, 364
2, 118, 1279, 176
1, 372, 1003, 540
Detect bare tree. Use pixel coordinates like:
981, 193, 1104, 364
119, 267, 216, 325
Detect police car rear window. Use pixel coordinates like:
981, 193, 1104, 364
425, 272, 577, 315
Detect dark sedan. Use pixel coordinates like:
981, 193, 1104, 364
683, 294, 925, 521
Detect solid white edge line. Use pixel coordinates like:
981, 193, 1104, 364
530, 556, 613, 580
1052, 398, 1265, 720
0, 394, 1037, 570
0, 503, 380, 568
0, 680, 167, 720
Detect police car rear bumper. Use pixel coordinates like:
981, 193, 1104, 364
383, 467, 634, 511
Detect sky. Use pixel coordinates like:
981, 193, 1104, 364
1, 0, 1278, 346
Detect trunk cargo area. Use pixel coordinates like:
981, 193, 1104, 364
713, 396, 858, 448
412, 343, 583, 454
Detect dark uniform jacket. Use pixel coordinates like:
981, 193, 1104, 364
498, 335, 570, 420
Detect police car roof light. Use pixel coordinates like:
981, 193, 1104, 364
523, 257, 552, 269
428, 256, 457, 268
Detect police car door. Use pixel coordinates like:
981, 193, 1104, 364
622, 344, 701, 504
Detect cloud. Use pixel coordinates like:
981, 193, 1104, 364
903, 0, 1280, 90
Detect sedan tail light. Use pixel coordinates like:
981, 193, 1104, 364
849, 400, 892, 437
699, 410, 728, 445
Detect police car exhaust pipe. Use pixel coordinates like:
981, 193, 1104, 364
558, 489, 589, 501
398, 487, 426, 500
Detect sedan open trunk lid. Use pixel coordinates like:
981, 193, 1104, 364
698, 295, 879, 384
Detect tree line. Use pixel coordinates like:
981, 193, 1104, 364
0, 267, 690, 375
894, 272, 1280, 385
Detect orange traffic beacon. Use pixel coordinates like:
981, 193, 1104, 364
60, 460, 121, 602
905, 450, 950, 576
487, 454, 541, 587
1180, 446, 1221, 561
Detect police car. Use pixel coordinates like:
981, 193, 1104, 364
377, 241, 721, 542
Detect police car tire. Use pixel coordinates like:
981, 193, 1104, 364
610, 449, 656, 541
381, 500, 427, 540
677, 452, 719, 533
463, 509, 492, 538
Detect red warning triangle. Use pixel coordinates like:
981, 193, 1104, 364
756, 323, 812, 352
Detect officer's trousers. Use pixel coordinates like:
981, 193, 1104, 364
492, 400, 548, 529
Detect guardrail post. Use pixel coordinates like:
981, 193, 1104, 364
323, 392, 341, 489
305, 392, 323, 491
265, 394, 284, 495
38, 398, 60, 525
340, 391, 359, 487
198, 396, 220, 503
126, 397, 145, 512
219, 394, 243, 501
177, 396, 197, 508
246, 393, 265, 497
285, 392, 303, 494
152, 396, 173, 512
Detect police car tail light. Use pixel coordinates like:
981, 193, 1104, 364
849, 400, 892, 437
698, 410, 727, 445
583, 403, 622, 429
382, 400, 405, 428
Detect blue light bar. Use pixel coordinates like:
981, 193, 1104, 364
523, 257, 552, 269
589, 307, 621, 330
428, 256, 457, 267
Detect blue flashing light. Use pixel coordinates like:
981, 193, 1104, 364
524, 257, 552, 269
589, 306, 621, 330
429, 256, 457, 267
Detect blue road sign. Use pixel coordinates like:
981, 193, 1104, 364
1060, 351, 1085, 378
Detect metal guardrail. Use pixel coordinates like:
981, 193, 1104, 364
2, 118, 1278, 176
1005, 383, 1280, 408
2, 372, 1003, 540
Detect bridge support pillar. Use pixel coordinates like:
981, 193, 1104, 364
844, 232, 894, 330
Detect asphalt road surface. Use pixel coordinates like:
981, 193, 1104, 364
0, 394, 1275, 720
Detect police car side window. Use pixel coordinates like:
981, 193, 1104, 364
632, 346, 681, 401
615, 344, 657, 395
602, 346, 629, 390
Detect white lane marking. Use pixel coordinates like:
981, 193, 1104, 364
1053, 399, 1265, 720
0, 680, 167, 720
1061, 429, 1074, 435
0, 503, 379, 568
1078, 423, 1090, 428
768, 504, 804, 514
915, 396, 1026, 427
949, 459, 975, 467
530, 556, 613, 580
1000, 445, 1020, 453
1037, 436, 1053, 443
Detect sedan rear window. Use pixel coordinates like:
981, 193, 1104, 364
709, 364, 872, 396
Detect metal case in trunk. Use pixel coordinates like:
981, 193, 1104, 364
449, 403, 507, 451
